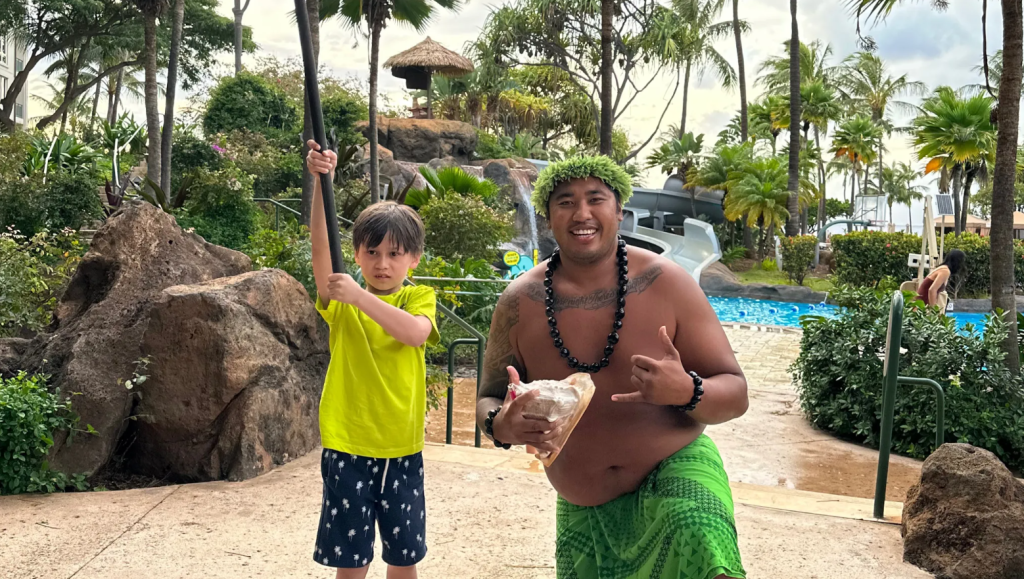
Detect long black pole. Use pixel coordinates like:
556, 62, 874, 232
294, 0, 345, 274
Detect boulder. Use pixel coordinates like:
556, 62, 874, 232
902, 444, 1024, 579
699, 263, 826, 304
129, 269, 328, 481
12, 202, 252, 476
358, 118, 477, 164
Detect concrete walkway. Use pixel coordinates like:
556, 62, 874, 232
0, 327, 932, 578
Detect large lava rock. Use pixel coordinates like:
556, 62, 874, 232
902, 443, 1024, 579
129, 269, 328, 481
11, 202, 251, 476
358, 118, 477, 164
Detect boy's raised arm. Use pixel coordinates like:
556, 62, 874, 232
307, 140, 336, 303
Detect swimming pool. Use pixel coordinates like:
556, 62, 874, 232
707, 296, 992, 333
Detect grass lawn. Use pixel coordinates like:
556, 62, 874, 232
734, 268, 834, 293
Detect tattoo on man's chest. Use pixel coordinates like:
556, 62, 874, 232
522, 265, 663, 312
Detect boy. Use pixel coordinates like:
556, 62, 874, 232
307, 141, 439, 579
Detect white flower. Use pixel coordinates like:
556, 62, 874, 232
348, 529, 356, 541
393, 480, 400, 493
356, 481, 363, 495
364, 525, 370, 536
403, 549, 408, 560
353, 554, 359, 562
382, 500, 389, 512
403, 459, 410, 469
323, 557, 328, 565
361, 505, 367, 519
326, 522, 331, 529
413, 489, 419, 498
339, 460, 345, 468
372, 465, 379, 475
227, 178, 241, 191
331, 452, 338, 459
393, 526, 400, 538
416, 533, 422, 544
420, 510, 424, 520
334, 546, 342, 558
331, 508, 337, 519
362, 558, 367, 566
411, 550, 416, 559
342, 499, 349, 512
406, 519, 411, 530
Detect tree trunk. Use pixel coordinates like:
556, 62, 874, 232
60, 40, 90, 135
960, 168, 975, 234
849, 162, 858, 232
109, 69, 123, 124
785, 0, 801, 237
991, 0, 1022, 373
368, 15, 383, 204
733, 0, 748, 142
234, 0, 250, 75
680, 61, 692, 137
951, 164, 963, 236
89, 81, 102, 141
143, 13, 162, 204
161, 0, 186, 194
300, 0, 321, 225
599, 0, 614, 155
908, 202, 913, 233
742, 217, 754, 257
815, 127, 826, 232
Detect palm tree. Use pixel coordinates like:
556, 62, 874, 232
757, 39, 837, 96
785, 0, 800, 237
732, 0, 747, 142
725, 156, 791, 259
798, 81, 841, 231
326, 0, 462, 205
870, 161, 924, 231
837, 51, 927, 215
135, 0, 167, 205
913, 86, 996, 235
600, 0, 613, 155
687, 142, 754, 253
670, 0, 738, 136
648, 132, 705, 216
160, 0, 185, 194
831, 115, 881, 225
748, 95, 786, 154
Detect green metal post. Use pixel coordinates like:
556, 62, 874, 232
874, 291, 903, 520
446, 338, 478, 445
475, 337, 485, 448
896, 376, 946, 448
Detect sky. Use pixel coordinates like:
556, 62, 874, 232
27, 0, 1008, 232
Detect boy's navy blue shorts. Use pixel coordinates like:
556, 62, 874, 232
313, 448, 427, 568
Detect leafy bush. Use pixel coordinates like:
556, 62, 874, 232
23, 134, 102, 178
792, 285, 1024, 472
0, 175, 46, 236
213, 130, 304, 200
475, 130, 511, 160
203, 72, 298, 138
0, 228, 85, 336
0, 132, 31, 180
719, 245, 747, 266
171, 127, 223, 192
420, 195, 514, 263
779, 235, 817, 285
176, 166, 260, 251
0, 372, 89, 495
760, 258, 778, 271
405, 166, 499, 210
244, 223, 316, 298
831, 231, 921, 288
321, 90, 369, 148
40, 172, 103, 232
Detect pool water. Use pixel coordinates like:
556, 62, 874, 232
707, 296, 992, 333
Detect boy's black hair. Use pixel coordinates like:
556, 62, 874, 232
351, 201, 425, 254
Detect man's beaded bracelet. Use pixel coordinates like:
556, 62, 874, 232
673, 371, 705, 412
484, 406, 512, 450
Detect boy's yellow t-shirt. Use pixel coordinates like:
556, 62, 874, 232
315, 284, 440, 458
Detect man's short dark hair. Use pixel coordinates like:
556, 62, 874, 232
351, 201, 425, 255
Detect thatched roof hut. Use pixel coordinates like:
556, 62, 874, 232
384, 37, 474, 118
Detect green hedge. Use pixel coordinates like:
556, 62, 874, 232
831, 230, 1024, 296
779, 235, 817, 285
792, 286, 1024, 472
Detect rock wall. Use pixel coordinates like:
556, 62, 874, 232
358, 118, 477, 164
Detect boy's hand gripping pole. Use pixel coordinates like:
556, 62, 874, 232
294, 0, 346, 274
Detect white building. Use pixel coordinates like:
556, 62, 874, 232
0, 34, 29, 129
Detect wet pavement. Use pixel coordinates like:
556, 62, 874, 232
426, 326, 924, 503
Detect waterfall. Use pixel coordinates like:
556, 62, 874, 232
510, 169, 539, 255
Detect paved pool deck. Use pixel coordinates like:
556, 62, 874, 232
0, 327, 932, 579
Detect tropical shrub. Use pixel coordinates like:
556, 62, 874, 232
0, 228, 85, 336
244, 223, 316, 298
203, 72, 297, 138
176, 166, 260, 251
0, 176, 46, 236
792, 285, 1024, 472
475, 130, 512, 160
39, 172, 103, 232
831, 231, 921, 288
0, 372, 89, 495
23, 134, 102, 178
0, 132, 31, 180
420, 195, 514, 263
171, 128, 223, 192
779, 235, 817, 285
404, 166, 500, 210
321, 90, 369, 148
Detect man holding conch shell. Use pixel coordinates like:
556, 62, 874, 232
477, 156, 749, 579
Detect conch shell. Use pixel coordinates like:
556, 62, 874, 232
508, 373, 596, 466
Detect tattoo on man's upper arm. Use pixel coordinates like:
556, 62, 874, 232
480, 286, 522, 400
521, 265, 663, 311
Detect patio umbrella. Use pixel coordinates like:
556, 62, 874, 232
384, 37, 474, 119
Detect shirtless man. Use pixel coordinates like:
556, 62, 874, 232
476, 156, 749, 579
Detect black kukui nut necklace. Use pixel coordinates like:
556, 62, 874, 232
545, 238, 628, 374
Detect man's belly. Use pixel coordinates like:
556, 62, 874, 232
543, 401, 705, 506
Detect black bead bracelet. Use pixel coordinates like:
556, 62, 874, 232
484, 406, 511, 450
673, 371, 705, 412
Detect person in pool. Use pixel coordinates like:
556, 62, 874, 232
917, 249, 965, 309
476, 156, 749, 579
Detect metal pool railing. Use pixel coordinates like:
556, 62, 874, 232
874, 291, 946, 520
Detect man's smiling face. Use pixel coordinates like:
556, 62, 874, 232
548, 177, 624, 265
